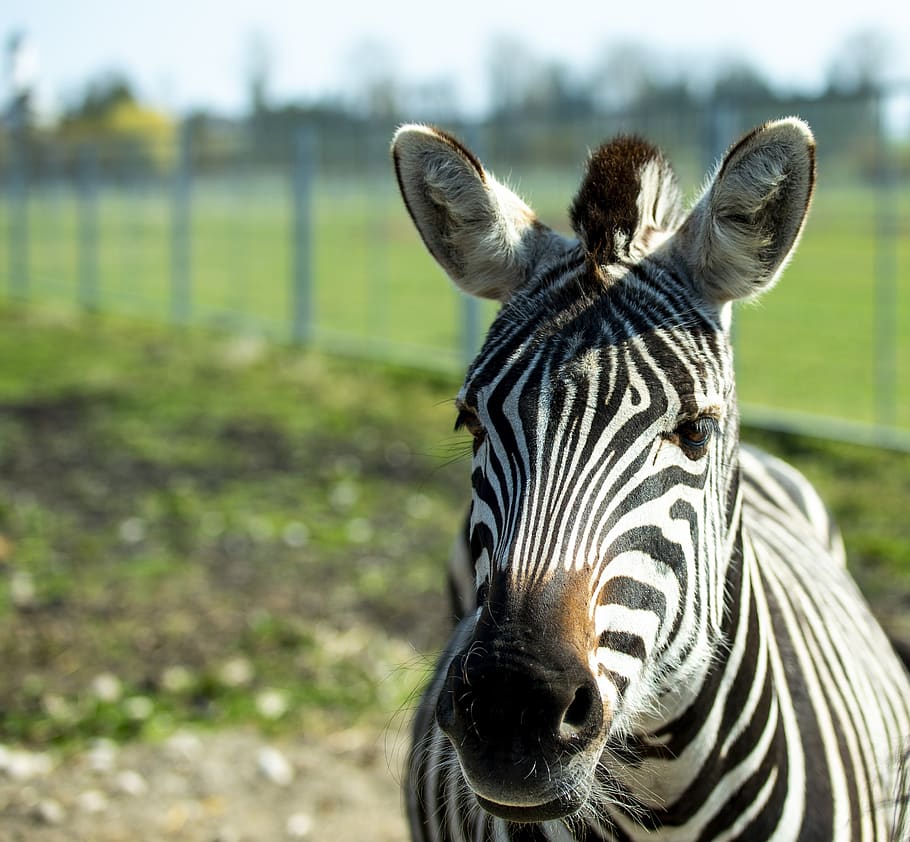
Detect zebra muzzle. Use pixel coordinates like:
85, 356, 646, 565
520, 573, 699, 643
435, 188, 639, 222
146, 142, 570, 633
436, 631, 607, 820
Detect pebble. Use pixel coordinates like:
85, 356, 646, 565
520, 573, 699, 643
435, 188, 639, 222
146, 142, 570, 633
87, 738, 119, 773
91, 673, 123, 703
286, 812, 314, 838
77, 789, 109, 814
123, 695, 154, 721
257, 746, 294, 787
255, 688, 289, 720
2, 748, 53, 781
166, 730, 203, 761
118, 516, 146, 544
33, 798, 66, 825
218, 656, 254, 688
161, 664, 195, 694
163, 802, 192, 834
42, 693, 74, 722
10, 571, 37, 608
116, 769, 149, 797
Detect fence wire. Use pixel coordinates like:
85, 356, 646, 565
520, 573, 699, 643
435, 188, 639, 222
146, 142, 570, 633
1, 93, 908, 449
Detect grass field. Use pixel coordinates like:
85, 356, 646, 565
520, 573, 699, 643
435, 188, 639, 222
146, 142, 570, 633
2, 161, 909, 433
0, 306, 908, 749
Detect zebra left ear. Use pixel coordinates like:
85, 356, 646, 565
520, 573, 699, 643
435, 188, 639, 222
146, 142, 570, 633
392, 124, 554, 302
676, 118, 816, 304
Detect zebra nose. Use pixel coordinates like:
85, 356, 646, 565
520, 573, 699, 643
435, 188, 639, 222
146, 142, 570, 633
559, 682, 600, 740
437, 644, 604, 757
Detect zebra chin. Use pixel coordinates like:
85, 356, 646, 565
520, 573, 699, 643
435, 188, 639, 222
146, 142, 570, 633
444, 733, 600, 823
473, 788, 591, 823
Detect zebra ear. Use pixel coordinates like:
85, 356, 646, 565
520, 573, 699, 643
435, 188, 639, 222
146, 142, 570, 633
392, 124, 549, 301
677, 118, 816, 304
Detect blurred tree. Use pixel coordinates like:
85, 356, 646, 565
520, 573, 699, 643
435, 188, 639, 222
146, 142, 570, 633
65, 70, 136, 122
825, 29, 895, 96
57, 71, 175, 174
486, 35, 540, 118
245, 29, 273, 117
344, 38, 403, 120
589, 41, 664, 112
710, 60, 773, 103
5, 30, 39, 130
486, 36, 592, 123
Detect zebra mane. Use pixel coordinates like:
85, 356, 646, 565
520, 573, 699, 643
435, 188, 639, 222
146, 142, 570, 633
570, 137, 683, 272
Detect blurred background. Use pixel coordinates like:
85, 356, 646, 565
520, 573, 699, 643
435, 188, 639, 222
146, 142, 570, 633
0, 2, 908, 840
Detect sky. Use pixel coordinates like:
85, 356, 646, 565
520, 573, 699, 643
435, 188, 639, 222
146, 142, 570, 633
4, 0, 910, 118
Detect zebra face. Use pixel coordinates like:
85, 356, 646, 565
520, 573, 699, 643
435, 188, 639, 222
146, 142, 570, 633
393, 120, 815, 821
434, 279, 734, 819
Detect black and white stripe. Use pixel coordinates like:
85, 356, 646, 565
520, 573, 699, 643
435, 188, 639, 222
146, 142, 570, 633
392, 120, 910, 841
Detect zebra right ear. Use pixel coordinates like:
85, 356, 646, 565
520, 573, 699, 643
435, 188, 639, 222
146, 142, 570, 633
675, 118, 816, 305
392, 124, 551, 302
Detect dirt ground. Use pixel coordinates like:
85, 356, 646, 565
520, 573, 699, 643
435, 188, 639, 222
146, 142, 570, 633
0, 725, 408, 841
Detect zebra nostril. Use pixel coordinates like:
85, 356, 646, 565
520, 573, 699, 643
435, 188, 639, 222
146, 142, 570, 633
559, 683, 599, 740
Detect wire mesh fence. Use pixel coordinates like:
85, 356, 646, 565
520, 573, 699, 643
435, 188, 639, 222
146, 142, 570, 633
1, 90, 909, 448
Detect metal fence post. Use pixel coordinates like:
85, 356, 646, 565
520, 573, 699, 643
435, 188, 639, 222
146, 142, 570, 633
171, 121, 192, 324
78, 144, 99, 310
873, 90, 898, 428
291, 127, 315, 344
368, 126, 390, 346
7, 128, 29, 300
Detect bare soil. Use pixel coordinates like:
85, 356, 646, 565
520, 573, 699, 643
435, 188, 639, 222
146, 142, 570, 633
0, 725, 409, 841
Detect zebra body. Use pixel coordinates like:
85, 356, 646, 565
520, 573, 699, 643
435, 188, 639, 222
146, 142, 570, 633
392, 120, 910, 840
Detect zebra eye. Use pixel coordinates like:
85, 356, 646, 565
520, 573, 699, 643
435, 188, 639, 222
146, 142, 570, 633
671, 416, 718, 457
454, 407, 486, 451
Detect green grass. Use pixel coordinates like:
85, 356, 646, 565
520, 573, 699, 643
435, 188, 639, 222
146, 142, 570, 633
0, 305, 907, 749
4, 170, 909, 430
0, 306, 468, 747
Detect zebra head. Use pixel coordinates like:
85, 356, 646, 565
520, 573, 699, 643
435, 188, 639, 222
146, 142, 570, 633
393, 120, 815, 822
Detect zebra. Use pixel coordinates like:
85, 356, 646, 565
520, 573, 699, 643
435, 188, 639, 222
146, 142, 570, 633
391, 118, 910, 841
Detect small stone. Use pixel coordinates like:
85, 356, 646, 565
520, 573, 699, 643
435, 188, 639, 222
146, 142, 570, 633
282, 521, 309, 548
10, 570, 36, 608
33, 798, 66, 825
123, 695, 154, 720
218, 657, 254, 688
77, 789, 108, 814
166, 730, 203, 761
118, 517, 146, 544
87, 738, 118, 773
161, 665, 195, 694
255, 688, 289, 720
115, 769, 149, 797
257, 746, 294, 786
286, 812, 314, 838
6, 750, 52, 781
42, 693, 74, 721
91, 673, 123, 703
